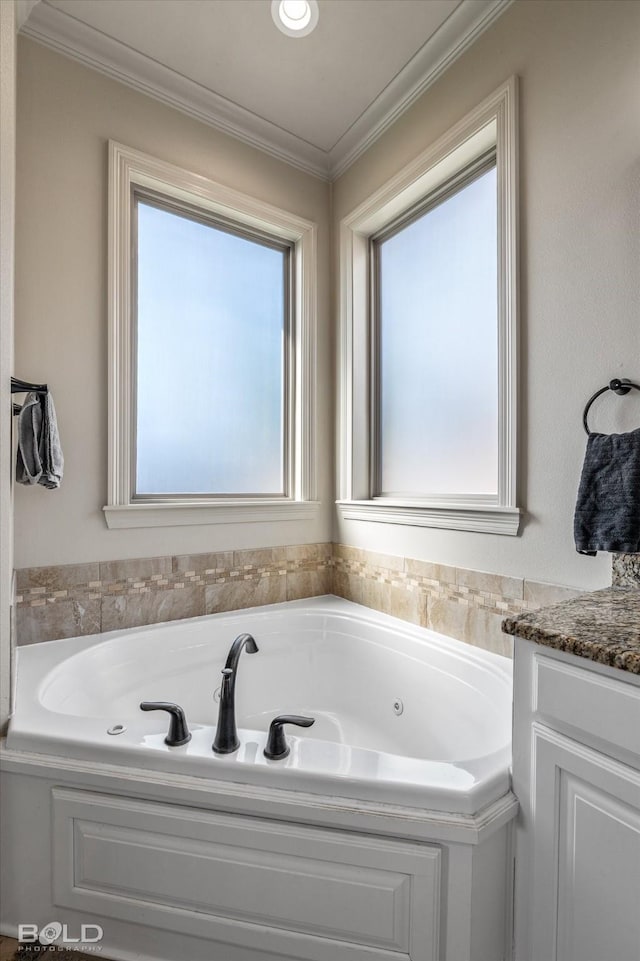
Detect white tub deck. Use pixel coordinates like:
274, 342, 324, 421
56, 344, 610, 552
7, 596, 512, 814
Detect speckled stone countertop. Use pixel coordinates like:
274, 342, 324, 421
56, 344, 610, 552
502, 587, 640, 674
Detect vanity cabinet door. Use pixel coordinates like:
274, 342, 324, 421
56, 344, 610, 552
531, 725, 640, 961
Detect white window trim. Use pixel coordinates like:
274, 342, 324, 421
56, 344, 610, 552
337, 77, 520, 536
105, 141, 319, 529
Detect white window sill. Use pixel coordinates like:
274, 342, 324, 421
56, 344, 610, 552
336, 500, 521, 535
104, 500, 321, 530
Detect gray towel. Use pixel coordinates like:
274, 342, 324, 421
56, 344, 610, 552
574, 428, 640, 555
16, 391, 64, 489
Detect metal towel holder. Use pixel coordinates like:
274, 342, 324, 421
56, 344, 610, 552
582, 378, 640, 434
10, 376, 48, 416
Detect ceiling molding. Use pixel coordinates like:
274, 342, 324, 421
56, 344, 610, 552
20, 1, 330, 180
327, 0, 514, 179
20, 0, 513, 183
16, 0, 41, 31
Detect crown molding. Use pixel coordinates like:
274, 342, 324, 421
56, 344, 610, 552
20, 1, 330, 180
20, 0, 513, 183
16, 0, 41, 31
327, 0, 514, 178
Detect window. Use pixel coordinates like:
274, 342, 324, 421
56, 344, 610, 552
372, 155, 498, 499
105, 143, 318, 528
338, 78, 520, 535
135, 196, 289, 497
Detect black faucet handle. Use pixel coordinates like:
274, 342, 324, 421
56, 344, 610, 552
264, 714, 315, 760
140, 701, 192, 747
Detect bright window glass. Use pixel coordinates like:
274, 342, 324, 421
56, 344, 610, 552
374, 163, 498, 497
135, 198, 288, 496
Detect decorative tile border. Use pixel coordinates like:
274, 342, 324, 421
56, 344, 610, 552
14, 541, 582, 657
612, 553, 640, 587
15, 545, 331, 645
331, 545, 581, 659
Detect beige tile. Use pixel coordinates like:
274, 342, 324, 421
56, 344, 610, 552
334, 572, 425, 626
471, 607, 514, 658
286, 569, 332, 601
331, 570, 351, 601
16, 562, 100, 593
334, 544, 405, 573
384, 584, 425, 626
16, 592, 101, 644
427, 595, 469, 643
360, 547, 405, 573
286, 543, 332, 564
232, 547, 287, 569
404, 557, 457, 585
359, 576, 387, 612
332, 543, 365, 564
523, 580, 582, 608
456, 567, 523, 600
173, 551, 233, 573
205, 573, 286, 614
100, 555, 172, 583
101, 586, 204, 632
427, 596, 513, 658
332, 570, 366, 607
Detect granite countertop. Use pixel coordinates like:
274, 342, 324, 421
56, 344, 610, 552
502, 586, 640, 674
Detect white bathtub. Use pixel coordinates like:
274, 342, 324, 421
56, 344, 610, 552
7, 596, 511, 815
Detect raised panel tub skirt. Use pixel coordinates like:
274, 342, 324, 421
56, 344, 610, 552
7, 596, 512, 815
52, 787, 441, 961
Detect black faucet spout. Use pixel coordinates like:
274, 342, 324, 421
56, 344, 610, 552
224, 633, 259, 671
212, 633, 259, 754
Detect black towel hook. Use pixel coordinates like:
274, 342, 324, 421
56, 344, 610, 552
582, 378, 640, 435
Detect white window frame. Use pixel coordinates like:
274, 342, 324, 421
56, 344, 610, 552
105, 141, 318, 529
337, 77, 520, 536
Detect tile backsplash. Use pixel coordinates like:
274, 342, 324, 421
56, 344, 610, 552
14, 542, 583, 658
15, 545, 331, 646
331, 545, 580, 658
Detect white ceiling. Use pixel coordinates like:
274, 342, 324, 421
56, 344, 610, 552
21, 0, 512, 179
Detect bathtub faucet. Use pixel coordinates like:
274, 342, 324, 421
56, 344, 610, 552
212, 633, 259, 754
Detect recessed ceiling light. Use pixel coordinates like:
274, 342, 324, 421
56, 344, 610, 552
271, 0, 319, 38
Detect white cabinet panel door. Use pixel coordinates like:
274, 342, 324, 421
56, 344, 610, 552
532, 727, 640, 961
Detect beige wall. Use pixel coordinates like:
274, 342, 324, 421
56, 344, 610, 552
14, 1, 640, 591
14, 38, 332, 567
332, 0, 640, 591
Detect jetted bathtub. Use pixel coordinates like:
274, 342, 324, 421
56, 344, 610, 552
7, 595, 511, 815
2, 596, 516, 961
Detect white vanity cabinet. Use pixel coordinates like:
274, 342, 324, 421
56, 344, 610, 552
512, 640, 640, 961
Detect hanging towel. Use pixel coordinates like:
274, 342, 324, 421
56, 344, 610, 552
16, 391, 64, 489
573, 428, 640, 555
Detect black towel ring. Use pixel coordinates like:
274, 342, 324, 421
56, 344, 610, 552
582, 378, 640, 435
